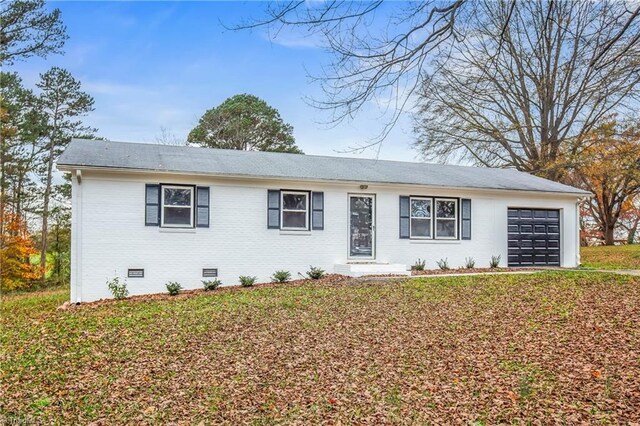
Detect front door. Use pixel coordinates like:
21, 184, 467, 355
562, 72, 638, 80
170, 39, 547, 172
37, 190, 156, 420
349, 194, 375, 259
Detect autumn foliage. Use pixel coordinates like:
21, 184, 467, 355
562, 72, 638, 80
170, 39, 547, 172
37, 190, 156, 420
569, 120, 640, 245
0, 210, 41, 291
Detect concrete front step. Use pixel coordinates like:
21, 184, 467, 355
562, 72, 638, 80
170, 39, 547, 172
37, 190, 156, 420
334, 263, 411, 277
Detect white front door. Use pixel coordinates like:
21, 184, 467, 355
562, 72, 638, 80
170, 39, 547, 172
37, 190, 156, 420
348, 194, 375, 259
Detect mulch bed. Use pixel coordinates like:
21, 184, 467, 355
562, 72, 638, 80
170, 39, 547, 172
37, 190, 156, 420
60, 269, 546, 310
411, 267, 542, 275
59, 274, 352, 310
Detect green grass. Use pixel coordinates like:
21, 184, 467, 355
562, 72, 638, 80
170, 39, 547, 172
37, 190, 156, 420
2, 272, 639, 424
581, 244, 640, 269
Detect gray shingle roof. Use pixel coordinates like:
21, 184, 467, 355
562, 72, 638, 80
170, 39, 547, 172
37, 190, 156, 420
57, 139, 590, 195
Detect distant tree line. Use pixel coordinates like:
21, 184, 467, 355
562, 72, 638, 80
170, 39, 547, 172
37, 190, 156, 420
1, 0, 94, 290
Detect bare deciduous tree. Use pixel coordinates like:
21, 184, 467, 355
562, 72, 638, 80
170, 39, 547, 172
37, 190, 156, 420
241, 1, 640, 156
155, 126, 184, 146
238, 1, 467, 146
413, 1, 640, 179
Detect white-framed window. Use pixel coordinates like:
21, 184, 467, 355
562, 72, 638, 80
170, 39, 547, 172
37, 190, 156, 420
435, 198, 457, 239
161, 185, 194, 228
410, 197, 432, 238
281, 191, 309, 230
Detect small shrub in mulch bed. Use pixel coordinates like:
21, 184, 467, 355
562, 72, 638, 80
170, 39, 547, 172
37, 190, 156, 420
306, 266, 326, 279
165, 281, 183, 295
239, 275, 257, 287
202, 279, 221, 291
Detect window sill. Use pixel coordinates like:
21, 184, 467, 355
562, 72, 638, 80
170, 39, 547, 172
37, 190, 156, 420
279, 230, 312, 236
159, 227, 197, 234
409, 239, 461, 244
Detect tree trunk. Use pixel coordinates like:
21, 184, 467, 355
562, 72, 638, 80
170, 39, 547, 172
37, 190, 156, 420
40, 138, 55, 282
54, 224, 60, 280
15, 143, 38, 220
628, 218, 639, 244
0, 138, 6, 243
603, 223, 615, 245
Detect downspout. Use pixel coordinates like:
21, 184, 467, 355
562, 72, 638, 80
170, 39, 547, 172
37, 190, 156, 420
576, 198, 581, 267
71, 169, 83, 303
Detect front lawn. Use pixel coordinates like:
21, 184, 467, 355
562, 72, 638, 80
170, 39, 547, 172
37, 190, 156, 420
2, 272, 639, 424
581, 244, 640, 269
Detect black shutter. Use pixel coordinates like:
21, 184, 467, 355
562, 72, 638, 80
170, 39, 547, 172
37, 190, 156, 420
311, 192, 324, 230
145, 184, 160, 226
399, 196, 410, 238
196, 186, 210, 228
461, 198, 471, 240
267, 190, 280, 229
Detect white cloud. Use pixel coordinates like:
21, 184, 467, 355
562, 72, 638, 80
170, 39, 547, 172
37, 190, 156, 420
260, 29, 325, 49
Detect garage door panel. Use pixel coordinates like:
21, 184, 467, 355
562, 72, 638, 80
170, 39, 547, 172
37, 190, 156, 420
534, 240, 547, 248
520, 254, 534, 264
534, 254, 548, 263
517, 248, 536, 256
508, 208, 560, 267
533, 210, 548, 219
520, 224, 533, 233
534, 224, 547, 233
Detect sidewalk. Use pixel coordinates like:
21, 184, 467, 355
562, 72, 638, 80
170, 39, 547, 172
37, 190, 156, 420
357, 268, 640, 281
580, 268, 640, 276
357, 269, 544, 281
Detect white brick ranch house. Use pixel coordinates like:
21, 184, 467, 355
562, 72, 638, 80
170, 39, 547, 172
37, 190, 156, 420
58, 139, 591, 302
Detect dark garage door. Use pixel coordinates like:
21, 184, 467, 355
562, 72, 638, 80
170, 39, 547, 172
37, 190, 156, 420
508, 208, 560, 266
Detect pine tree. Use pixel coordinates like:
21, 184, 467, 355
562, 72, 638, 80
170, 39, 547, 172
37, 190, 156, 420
36, 67, 94, 281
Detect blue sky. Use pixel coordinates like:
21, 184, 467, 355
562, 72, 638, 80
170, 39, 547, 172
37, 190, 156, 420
9, 1, 418, 161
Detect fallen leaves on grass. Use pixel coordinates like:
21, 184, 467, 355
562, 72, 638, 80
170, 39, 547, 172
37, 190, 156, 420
1, 272, 640, 424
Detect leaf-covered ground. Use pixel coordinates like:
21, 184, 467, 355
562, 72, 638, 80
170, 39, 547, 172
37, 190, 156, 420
2, 272, 640, 424
581, 244, 640, 269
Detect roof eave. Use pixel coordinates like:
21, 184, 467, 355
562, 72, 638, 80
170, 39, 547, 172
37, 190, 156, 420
56, 163, 593, 197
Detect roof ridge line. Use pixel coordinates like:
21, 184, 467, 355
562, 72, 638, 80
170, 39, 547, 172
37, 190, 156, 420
70, 138, 504, 171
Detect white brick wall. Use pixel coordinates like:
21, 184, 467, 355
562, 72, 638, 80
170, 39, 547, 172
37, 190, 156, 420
70, 170, 581, 302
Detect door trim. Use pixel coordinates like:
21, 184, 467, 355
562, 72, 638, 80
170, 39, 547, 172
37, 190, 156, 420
347, 193, 376, 260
